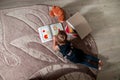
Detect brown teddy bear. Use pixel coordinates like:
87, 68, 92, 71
49, 6, 65, 22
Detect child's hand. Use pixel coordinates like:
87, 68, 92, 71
53, 36, 56, 40
53, 36, 57, 42
52, 36, 59, 51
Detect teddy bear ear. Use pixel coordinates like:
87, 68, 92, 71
52, 6, 56, 8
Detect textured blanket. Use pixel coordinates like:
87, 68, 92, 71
0, 5, 98, 80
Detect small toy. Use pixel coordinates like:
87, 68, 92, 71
49, 6, 65, 22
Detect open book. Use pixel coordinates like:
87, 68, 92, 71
66, 12, 92, 39
38, 23, 63, 43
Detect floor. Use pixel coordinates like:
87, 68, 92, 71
0, 0, 120, 80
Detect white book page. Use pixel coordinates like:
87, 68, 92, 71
66, 12, 92, 39
66, 20, 75, 29
38, 25, 52, 43
50, 23, 63, 36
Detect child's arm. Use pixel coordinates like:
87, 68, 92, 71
52, 36, 59, 51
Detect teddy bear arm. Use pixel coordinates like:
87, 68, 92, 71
58, 15, 65, 22
49, 11, 55, 17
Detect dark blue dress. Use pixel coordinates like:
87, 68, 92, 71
58, 41, 99, 69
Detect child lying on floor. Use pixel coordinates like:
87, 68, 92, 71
52, 30, 102, 70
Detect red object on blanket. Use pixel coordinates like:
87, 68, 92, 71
65, 25, 78, 37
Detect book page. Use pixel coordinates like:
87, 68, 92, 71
50, 23, 63, 36
38, 25, 52, 43
66, 12, 92, 39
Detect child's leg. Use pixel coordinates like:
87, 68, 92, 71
84, 54, 99, 62
83, 54, 103, 70
80, 61, 98, 69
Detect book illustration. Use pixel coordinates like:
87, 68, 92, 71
50, 23, 63, 35
38, 23, 63, 43
65, 25, 74, 34
38, 25, 52, 43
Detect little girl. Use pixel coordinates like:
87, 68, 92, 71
53, 30, 102, 70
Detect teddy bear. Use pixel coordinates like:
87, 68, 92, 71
49, 6, 65, 22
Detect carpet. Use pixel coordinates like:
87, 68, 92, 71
0, 5, 98, 80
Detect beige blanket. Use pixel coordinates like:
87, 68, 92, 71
0, 5, 98, 80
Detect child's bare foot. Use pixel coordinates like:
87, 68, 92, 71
99, 60, 103, 66
98, 60, 103, 70
98, 66, 102, 70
